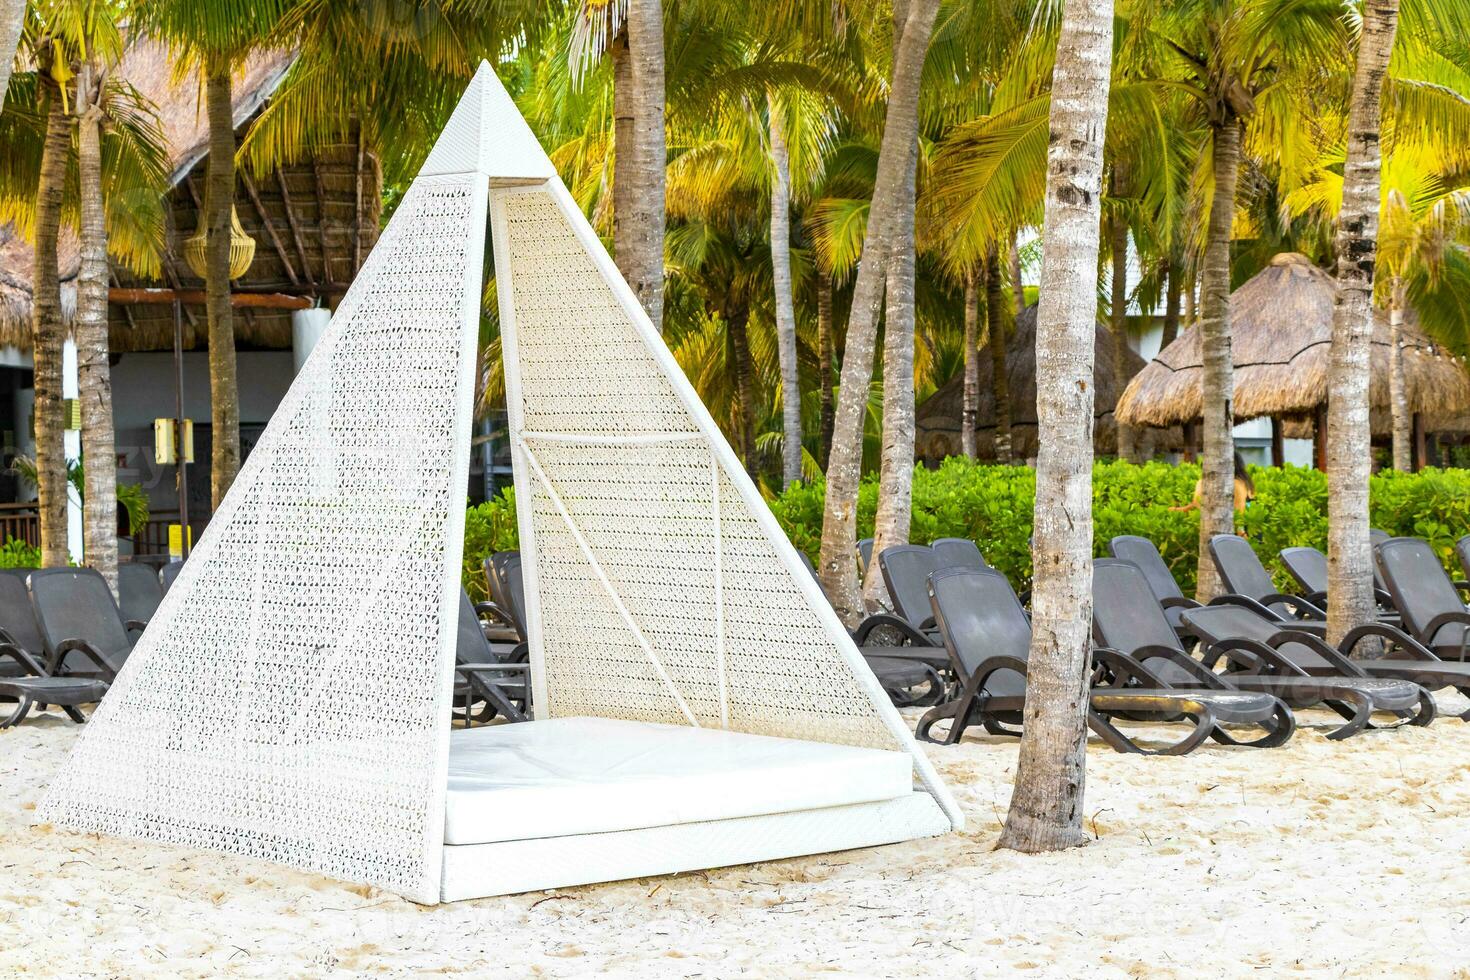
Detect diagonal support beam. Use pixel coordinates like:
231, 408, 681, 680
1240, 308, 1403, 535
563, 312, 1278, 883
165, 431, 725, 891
518, 436, 700, 727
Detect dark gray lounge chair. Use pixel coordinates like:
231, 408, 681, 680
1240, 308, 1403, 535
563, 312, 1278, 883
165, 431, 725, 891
1453, 535, 1470, 597
158, 560, 184, 595
28, 567, 141, 682
1107, 535, 1203, 633
1091, 559, 1295, 747
0, 569, 41, 680
1208, 534, 1327, 628
452, 588, 530, 725
931, 538, 988, 571
796, 550, 944, 705
857, 537, 874, 576
1370, 528, 1391, 549
0, 644, 106, 727
1179, 603, 1435, 738
1377, 537, 1470, 662
1099, 558, 1431, 739
1278, 545, 1399, 622
917, 566, 1290, 754
118, 562, 165, 625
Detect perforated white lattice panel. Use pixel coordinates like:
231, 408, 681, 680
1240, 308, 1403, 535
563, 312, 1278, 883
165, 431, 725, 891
39, 171, 487, 904
493, 183, 961, 826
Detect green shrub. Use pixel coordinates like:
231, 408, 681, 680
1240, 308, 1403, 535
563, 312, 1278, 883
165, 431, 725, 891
458, 461, 1470, 601
0, 537, 41, 569
462, 488, 519, 602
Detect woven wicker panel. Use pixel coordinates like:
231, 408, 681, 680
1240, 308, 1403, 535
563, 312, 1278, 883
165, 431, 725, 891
40, 173, 484, 903
500, 190, 902, 751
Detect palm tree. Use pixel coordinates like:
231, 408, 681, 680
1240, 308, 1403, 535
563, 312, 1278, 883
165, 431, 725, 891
29, 31, 71, 567
960, 269, 978, 458
1123, 0, 1347, 598
1324, 0, 1401, 646
1000, 0, 1113, 854
626, 0, 666, 331
817, 0, 940, 625
0, 0, 23, 113
767, 90, 803, 488
142, 2, 288, 510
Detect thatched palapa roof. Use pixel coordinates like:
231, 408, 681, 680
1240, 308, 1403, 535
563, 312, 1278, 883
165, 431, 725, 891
1115, 252, 1470, 429
916, 304, 1157, 461
0, 39, 381, 353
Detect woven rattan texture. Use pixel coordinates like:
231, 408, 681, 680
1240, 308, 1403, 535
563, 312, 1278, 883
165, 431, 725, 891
40, 174, 482, 901
502, 191, 901, 751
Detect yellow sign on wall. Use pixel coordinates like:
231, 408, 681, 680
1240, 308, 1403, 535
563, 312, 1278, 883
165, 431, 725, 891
154, 418, 195, 465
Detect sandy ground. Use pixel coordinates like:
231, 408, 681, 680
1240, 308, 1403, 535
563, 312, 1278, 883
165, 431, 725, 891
5, 700, 1470, 979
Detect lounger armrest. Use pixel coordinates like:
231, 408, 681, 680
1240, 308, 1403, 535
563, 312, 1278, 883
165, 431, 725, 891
1206, 593, 1282, 620
1200, 636, 1297, 676
1259, 593, 1327, 620
970, 655, 1031, 690
1159, 596, 1202, 611
473, 601, 516, 627
1300, 590, 1329, 609
851, 613, 936, 648
1421, 610, 1470, 652
1131, 644, 1232, 689
1339, 622, 1439, 662
49, 638, 119, 680
1264, 629, 1365, 677
124, 619, 148, 635
0, 643, 44, 677
1091, 647, 1168, 689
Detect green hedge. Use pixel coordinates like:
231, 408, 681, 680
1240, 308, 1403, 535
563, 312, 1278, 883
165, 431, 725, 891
460, 461, 1470, 600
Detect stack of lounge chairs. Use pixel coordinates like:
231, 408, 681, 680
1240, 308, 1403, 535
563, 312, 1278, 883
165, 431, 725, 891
903, 527, 1470, 753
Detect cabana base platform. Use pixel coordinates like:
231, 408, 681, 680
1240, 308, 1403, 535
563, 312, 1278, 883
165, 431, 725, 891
441, 793, 948, 902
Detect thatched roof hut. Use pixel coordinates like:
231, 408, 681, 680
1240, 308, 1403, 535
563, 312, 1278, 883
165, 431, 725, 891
1115, 252, 1470, 432
0, 39, 381, 353
917, 304, 1154, 461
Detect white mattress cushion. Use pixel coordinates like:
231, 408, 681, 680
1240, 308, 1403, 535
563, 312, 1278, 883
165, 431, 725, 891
443, 716, 914, 846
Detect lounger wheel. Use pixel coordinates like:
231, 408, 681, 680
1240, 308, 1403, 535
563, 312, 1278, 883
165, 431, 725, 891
1322, 692, 1376, 740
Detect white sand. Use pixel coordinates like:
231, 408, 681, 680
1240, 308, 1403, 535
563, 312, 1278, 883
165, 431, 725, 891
5, 701, 1470, 978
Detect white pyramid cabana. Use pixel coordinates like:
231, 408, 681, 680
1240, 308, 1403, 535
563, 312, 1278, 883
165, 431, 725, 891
42, 63, 961, 904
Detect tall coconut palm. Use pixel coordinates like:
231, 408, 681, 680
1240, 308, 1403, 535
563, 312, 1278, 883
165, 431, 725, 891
768, 90, 802, 487
960, 270, 979, 458
1324, 0, 1401, 645
29, 34, 71, 567
817, 0, 939, 625
1000, 0, 1113, 854
625, 0, 666, 331
0, 0, 23, 113
1123, 0, 1347, 598
141, 2, 288, 510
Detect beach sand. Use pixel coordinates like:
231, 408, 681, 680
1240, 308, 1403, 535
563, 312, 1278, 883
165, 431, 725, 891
4, 699, 1469, 978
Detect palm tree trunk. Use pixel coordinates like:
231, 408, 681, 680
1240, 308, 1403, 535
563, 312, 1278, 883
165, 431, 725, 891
726, 304, 757, 478
817, 274, 835, 466
863, 0, 930, 608
998, 0, 1112, 855
1327, 0, 1400, 646
205, 63, 241, 509
1389, 279, 1411, 471
1010, 233, 1026, 317
961, 273, 979, 459
816, 0, 939, 624
32, 65, 70, 568
986, 246, 1012, 464
76, 62, 119, 595
1161, 256, 1182, 348
625, 0, 665, 332
611, 28, 636, 276
1193, 118, 1242, 601
1110, 211, 1137, 461
0, 0, 24, 115
768, 92, 802, 488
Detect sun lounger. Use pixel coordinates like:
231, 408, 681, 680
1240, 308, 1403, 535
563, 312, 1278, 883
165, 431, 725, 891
916, 566, 1290, 753
1179, 602, 1435, 738
1278, 545, 1399, 623
158, 560, 184, 595
452, 588, 530, 725
0, 642, 106, 727
1208, 534, 1327, 629
1107, 535, 1204, 634
930, 538, 988, 571
117, 562, 165, 626
28, 568, 140, 682
1377, 537, 1470, 676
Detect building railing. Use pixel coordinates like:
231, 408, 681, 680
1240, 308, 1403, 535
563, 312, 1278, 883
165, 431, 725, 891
133, 511, 211, 557
0, 503, 40, 548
